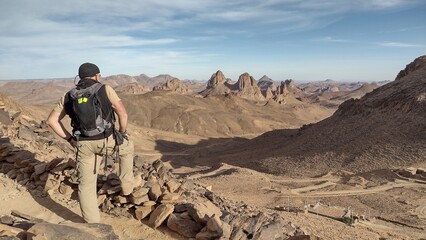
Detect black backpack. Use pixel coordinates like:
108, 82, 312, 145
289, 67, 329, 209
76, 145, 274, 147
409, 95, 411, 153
68, 83, 113, 137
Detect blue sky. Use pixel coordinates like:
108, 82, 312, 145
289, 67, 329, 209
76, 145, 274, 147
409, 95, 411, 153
0, 0, 425, 82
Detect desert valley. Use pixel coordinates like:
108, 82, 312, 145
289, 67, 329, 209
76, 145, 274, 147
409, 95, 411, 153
0, 56, 425, 240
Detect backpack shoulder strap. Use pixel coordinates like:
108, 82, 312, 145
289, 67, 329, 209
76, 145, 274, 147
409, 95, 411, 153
69, 82, 104, 98
91, 82, 104, 94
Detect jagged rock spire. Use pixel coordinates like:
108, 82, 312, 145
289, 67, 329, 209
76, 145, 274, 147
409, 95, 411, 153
207, 70, 226, 89
237, 72, 257, 90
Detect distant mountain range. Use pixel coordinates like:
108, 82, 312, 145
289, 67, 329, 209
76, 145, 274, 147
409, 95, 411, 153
0, 72, 386, 108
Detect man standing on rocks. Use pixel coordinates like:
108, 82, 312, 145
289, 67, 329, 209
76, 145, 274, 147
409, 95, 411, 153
47, 63, 134, 223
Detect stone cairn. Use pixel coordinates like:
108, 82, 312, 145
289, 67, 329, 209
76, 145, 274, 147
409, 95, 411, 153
0, 111, 313, 239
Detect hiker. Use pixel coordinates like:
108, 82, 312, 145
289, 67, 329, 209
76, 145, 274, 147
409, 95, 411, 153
47, 62, 134, 223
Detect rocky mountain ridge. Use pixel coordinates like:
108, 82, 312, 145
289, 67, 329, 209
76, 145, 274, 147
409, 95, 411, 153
0, 71, 381, 109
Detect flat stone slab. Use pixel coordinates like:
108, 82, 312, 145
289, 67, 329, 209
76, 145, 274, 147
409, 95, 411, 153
148, 204, 174, 228
26, 222, 119, 240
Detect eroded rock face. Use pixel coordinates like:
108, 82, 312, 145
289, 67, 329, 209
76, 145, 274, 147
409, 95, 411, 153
264, 87, 274, 99
202, 71, 269, 101
207, 71, 226, 89
235, 73, 265, 101
285, 79, 298, 91
396, 55, 426, 80
272, 81, 290, 104
276, 81, 289, 95
237, 73, 257, 90
200, 70, 232, 97
152, 78, 192, 94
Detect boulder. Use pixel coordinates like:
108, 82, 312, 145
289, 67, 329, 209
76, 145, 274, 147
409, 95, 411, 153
132, 187, 149, 197
33, 163, 47, 175
143, 201, 157, 207
130, 194, 150, 205
135, 205, 155, 220
6, 169, 18, 179
1, 163, 14, 173
206, 214, 223, 233
167, 213, 203, 238
148, 183, 162, 201
159, 192, 180, 203
148, 204, 174, 228
252, 219, 292, 239
195, 214, 232, 240
174, 203, 191, 213
0, 216, 14, 226
188, 199, 222, 224
165, 179, 180, 193
179, 179, 196, 191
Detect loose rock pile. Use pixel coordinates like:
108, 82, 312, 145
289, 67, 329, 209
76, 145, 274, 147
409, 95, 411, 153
0, 108, 317, 239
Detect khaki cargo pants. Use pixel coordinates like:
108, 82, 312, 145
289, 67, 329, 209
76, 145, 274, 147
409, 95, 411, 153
76, 134, 134, 223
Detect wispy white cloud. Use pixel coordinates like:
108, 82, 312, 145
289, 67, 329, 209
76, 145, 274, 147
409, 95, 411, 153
378, 25, 426, 34
379, 42, 425, 48
314, 36, 353, 43
368, 0, 408, 8
0, 35, 178, 49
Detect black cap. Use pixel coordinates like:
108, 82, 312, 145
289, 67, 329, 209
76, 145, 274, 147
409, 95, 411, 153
78, 63, 100, 78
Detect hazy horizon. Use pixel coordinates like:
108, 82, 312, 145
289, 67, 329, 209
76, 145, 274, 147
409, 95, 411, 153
0, 72, 392, 84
